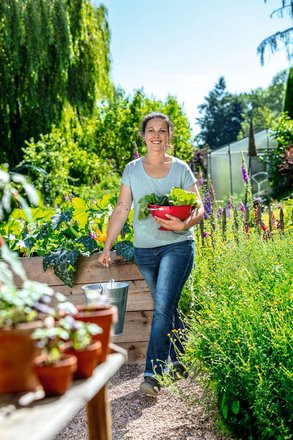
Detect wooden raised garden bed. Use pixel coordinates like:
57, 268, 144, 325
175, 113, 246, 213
15, 252, 153, 363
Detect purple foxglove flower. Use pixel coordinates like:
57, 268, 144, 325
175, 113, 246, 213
241, 154, 249, 184
204, 186, 213, 218
216, 207, 224, 218
238, 202, 246, 213
202, 231, 211, 239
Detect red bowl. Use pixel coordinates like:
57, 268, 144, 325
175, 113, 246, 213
148, 205, 192, 230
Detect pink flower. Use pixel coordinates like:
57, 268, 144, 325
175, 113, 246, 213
198, 171, 204, 188
133, 145, 140, 160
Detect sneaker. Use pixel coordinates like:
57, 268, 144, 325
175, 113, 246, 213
139, 376, 161, 396
170, 363, 189, 380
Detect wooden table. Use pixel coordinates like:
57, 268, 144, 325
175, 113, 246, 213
0, 344, 127, 440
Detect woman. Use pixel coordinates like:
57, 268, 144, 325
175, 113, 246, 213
98, 112, 204, 396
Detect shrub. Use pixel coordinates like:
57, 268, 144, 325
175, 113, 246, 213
268, 113, 293, 199
182, 228, 293, 439
22, 128, 117, 204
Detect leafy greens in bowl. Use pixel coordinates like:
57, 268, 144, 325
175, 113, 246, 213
138, 187, 199, 220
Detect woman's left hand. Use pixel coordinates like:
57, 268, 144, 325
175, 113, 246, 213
154, 214, 186, 231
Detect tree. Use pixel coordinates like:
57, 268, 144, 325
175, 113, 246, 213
22, 88, 194, 202
267, 113, 293, 199
196, 77, 244, 149
257, 0, 293, 64
0, 0, 112, 167
84, 88, 194, 174
238, 70, 288, 138
284, 67, 293, 118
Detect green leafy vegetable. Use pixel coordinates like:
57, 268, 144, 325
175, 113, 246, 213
43, 248, 80, 287
168, 187, 198, 206
115, 240, 135, 262
138, 187, 198, 219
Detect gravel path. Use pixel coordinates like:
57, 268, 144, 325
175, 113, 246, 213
54, 364, 234, 440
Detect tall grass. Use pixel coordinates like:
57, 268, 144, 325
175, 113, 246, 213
181, 227, 292, 439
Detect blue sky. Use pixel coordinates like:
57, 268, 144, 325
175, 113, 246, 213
97, 0, 292, 133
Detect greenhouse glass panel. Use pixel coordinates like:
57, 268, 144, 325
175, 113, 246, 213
207, 129, 277, 200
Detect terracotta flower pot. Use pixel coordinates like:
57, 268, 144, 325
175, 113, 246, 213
74, 304, 117, 363
33, 353, 77, 396
64, 340, 102, 378
0, 321, 42, 394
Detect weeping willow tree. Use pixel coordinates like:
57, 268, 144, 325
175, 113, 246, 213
0, 0, 112, 166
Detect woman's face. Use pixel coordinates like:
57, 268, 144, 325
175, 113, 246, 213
144, 118, 169, 153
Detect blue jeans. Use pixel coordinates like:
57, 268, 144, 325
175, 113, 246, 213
134, 240, 195, 377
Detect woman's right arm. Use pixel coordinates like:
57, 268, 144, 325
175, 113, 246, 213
97, 184, 133, 267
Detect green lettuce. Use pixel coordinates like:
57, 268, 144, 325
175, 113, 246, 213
138, 187, 198, 220
168, 187, 198, 206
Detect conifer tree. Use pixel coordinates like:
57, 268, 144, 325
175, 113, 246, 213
284, 67, 293, 118
196, 77, 244, 149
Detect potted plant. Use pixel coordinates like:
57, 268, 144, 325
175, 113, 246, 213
60, 315, 103, 378
32, 316, 78, 396
0, 239, 77, 394
73, 303, 118, 363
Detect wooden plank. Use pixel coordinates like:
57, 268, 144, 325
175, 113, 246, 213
13, 254, 154, 364
113, 310, 153, 344
117, 342, 148, 364
16, 252, 144, 287
87, 385, 111, 440
0, 349, 126, 440
54, 283, 154, 312
37, 279, 150, 298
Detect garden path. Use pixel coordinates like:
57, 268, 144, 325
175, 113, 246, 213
55, 364, 234, 440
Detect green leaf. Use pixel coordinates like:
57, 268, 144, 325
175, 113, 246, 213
75, 236, 99, 254
115, 240, 134, 262
51, 210, 73, 230
231, 400, 240, 415
43, 248, 80, 287
72, 197, 90, 229
220, 394, 229, 420
1, 241, 27, 281
168, 187, 198, 206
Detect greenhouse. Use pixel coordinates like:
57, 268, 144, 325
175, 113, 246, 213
207, 129, 277, 200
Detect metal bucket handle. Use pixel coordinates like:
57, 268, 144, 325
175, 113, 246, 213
97, 266, 115, 295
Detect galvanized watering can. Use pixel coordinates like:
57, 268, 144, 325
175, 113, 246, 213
81, 268, 129, 335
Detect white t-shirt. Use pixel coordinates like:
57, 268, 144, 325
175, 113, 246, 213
121, 157, 197, 248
